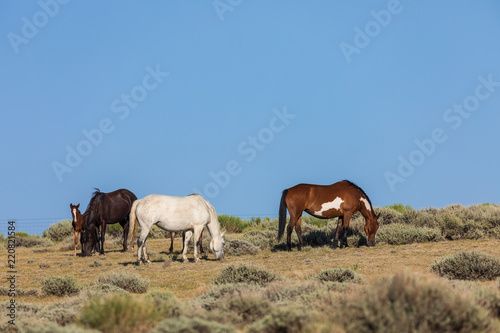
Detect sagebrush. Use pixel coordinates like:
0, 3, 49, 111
431, 250, 500, 281
41, 275, 81, 297
98, 271, 150, 293
213, 264, 279, 286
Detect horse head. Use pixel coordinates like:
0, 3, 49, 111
209, 231, 226, 260
70, 203, 81, 229
364, 212, 380, 247
80, 224, 98, 256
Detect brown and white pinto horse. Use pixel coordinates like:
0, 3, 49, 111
70, 203, 83, 256
279, 180, 380, 250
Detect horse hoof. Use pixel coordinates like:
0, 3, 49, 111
136, 261, 143, 266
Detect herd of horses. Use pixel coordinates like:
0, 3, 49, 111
70, 180, 380, 264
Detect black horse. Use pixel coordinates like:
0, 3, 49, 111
80, 188, 137, 256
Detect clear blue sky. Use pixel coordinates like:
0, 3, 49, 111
1, 1, 500, 234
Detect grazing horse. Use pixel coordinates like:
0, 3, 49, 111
70, 203, 83, 256
80, 188, 137, 256
279, 180, 380, 250
129, 194, 225, 264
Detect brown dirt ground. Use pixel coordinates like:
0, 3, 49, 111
2, 236, 500, 304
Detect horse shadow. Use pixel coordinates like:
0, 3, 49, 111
118, 259, 165, 267
272, 228, 368, 252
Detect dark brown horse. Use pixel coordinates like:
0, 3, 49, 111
70, 203, 84, 256
279, 180, 379, 250
80, 188, 137, 256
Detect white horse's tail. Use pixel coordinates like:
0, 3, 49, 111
128, 199, 140, 251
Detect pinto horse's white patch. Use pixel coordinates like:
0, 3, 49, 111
360, 197, 371, 212
72, 208, 77, 222
314, 197, 343, 217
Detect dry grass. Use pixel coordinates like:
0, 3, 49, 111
2, 235, 500, 305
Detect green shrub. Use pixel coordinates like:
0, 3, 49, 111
151, 317, 235, 333
16, 235, 53, 248
242, 229, 277, 250
41, 276, 81, 297
247, 307, 316, 333
98, 271, 150, 293
86, 283, 129, 298
376, 223, 442, 245
341, 272, 496, 332
438, 214, 465, 239
143, 290, 183, 318
386, 203, 414, 214
206, 294, 273, 325
79, 294, 164, 333
39, 301, 79, 326
450, 281, 500, 319
15, 231, 30, 238
260, 218, 279, 231
225, 239, 259, 256
218, 215, 250, 233
213, 264, 279, 287
375, 207, 402, 226
314, 268, 363, 283
401, 208, 438, 228
264, 280, 341, 305
106, 223, 125, 238
302, 215, 330, 228
431, 251, 500, 281
44, 220, 73, 242
195, 283, 263, 310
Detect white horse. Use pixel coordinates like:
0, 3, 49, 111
129, 194, 225, 264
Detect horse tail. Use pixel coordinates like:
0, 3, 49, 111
129, 199, 140, 251
278, 189, 288, 240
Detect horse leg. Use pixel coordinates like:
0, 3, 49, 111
99, 221, 106, 255
136, 226, 151, 265
142, 239, 151, 264
295, 216, 303, 250
287, 212, 299, 251
341, 212, 353, 248
182, 230, 193, 262
93, 225, 100, 255
168, 232, 175, 254
74, 230, 78, 256
199, 229, 204, 254
120, 219, 129, 252
181, 232, 185, 253
334, 217, 343, 248
193, 227, 203, 262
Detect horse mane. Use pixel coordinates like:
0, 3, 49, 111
343, 180, 376, 213
82, 188, 102, 226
